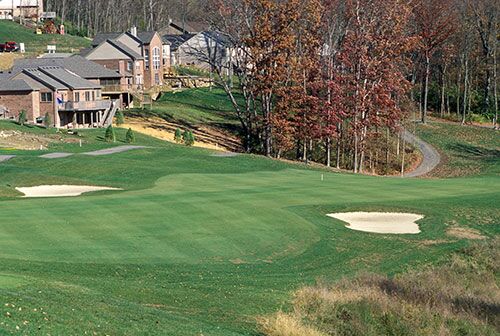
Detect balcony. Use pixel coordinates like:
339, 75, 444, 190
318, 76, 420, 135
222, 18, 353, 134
101, 84, 144, 93
59, 100, 112, 112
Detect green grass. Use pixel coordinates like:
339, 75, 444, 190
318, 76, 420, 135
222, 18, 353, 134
0, 119, 498, 335
0, 20, 90, 55
128, 87, 241, 131
416, 121, 500, 177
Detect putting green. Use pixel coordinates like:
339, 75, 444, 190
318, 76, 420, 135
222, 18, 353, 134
0, 123, 498, 335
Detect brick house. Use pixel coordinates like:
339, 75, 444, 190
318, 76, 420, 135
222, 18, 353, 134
0, 66, 117, 128
86, 28, 169, 90
12, 55, 132, 106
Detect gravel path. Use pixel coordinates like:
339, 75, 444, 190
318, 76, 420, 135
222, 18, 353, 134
403, 130, 441, 177
0, 155, 15, 163
82, 146, 148, 156
39, 152, 74, 159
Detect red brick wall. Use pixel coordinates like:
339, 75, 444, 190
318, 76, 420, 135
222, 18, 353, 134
0, 91, 36, 122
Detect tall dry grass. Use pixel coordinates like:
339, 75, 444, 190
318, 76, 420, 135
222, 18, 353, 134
261, 238, 499, 336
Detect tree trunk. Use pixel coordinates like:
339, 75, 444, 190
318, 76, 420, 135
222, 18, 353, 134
326, 138, 331, 167
440, 64, 447, 117
462, 57, 469, 125
422, 55, 430, 123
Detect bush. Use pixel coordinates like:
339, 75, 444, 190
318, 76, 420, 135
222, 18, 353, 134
125, 128, 135, 143
44, 112, 51, 128
174, 128, 182, 143
182, 130, 195, 146
18, 110, 27, 125
116, 111, 125, 126
104, 125, 116, 142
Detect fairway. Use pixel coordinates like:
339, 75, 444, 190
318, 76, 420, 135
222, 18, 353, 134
0, 122, 499, 335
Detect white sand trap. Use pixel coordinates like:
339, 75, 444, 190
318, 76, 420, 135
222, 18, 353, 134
16, 185, 122, 198
327, 212, 423, 234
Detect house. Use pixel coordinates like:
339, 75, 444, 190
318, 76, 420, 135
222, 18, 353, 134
86, 28, 168, 90
11, 55, 132, 107
0, 66, 117, 129
162, 31, 233, 74
0, 0, 43, 20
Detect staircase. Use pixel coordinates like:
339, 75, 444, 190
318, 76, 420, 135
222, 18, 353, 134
101, 100, 119, 127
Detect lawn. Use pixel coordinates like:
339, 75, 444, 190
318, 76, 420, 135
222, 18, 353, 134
0, 20, 90, 56
0, 119, 498, 335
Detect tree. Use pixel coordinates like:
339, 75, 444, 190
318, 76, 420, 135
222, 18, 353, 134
174, 128, 182, 143
115, 111, 125, 126
414, 0, 456, 123
187, 131, 195, 146
18, 110, 27, 126
44, 112, 52, 128
104, 125, 116, 142
125, 128, 135, 143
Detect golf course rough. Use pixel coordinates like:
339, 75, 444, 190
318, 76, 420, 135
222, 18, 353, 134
0, 121, 498, 335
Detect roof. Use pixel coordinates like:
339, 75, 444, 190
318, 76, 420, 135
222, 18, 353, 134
0, 79, 35, 92
136, 31, 157, 44
161, 21, 208, 35
91, 32, 122, 47
162, 34, 195, 51
107, 39, 144, 60
13, 55, 122, 79
39, 53, 74, 59
202, 31, 231, 47
22, 68, 69, 90
39, 66, 101, 90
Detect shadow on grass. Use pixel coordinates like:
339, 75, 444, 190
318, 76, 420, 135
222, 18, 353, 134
448, 143, 500, 162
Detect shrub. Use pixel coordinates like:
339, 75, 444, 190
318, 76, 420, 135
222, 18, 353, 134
188, 131, 195, 146
174, 128, 182, 143
116, 111, 125, 126
183, 130, 195, 146
18, 110, 27, 126
125, 128, 135, 143
104, 125, 116, 142
43, 112, 51, 128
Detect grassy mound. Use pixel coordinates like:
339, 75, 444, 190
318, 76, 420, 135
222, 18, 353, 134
261, 239, 499, 336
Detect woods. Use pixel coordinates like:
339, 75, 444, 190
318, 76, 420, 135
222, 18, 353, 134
201, 0, 499, 173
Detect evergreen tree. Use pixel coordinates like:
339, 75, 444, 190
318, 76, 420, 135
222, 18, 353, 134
187, 131, 195, 146
174, 128, 182, 143
116, 111, 125, 126
182, 129, 189, 145
125, 128, 135, 143
44, 112, 52, 128
18, 110, 27, 126
104, 125, 116, 142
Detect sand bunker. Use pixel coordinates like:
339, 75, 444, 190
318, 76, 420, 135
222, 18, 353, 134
16, 185, 122, 198
327, 212, 423, 234
211, 152, 239, 157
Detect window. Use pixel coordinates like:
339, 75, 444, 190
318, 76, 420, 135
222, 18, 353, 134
153, 47, 161, 70
92, 91, 95, 101
74, 92, 80, 102
41, 92, 53, 102
85, 91, 91, 101
155, 73, 160, 85
144, 49, 150, 70
127, 61, 133, 72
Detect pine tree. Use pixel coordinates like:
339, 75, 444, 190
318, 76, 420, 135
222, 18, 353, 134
44, 112, 52, 128
174, 128, 182, 143
187, 131, 195, 146
182, 130, 189, 145
104, 125, 116, 142
18, 110, 27, 126
116, 111, 125, 126
125, 128, 135, 143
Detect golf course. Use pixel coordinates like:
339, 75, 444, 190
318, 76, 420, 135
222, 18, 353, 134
0, 111, 499, 334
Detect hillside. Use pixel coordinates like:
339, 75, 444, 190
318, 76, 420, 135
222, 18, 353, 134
0, 20, 90, 57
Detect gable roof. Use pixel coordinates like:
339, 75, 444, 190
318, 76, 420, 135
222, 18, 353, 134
38, 66, 101, 90
22, 68, 69, 90
162, 34, 195, 51
0, 79, 35, 92
91, 32, 122, 47
107, 39, 144, 60
13, 55, 122, 79
136, 31, 157, 44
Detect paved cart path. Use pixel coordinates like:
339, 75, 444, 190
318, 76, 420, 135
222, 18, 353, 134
82, 146, 148, 156
403, 130, 441, 177
0, 155, 15, 163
